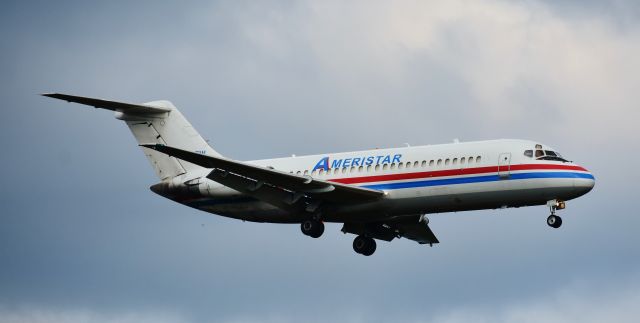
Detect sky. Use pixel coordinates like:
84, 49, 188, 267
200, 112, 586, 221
1, 0, 639, 322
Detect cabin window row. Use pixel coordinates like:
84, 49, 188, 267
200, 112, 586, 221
289, 155, 482, 176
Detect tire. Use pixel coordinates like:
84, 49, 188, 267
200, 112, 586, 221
301, 220, 324, 238
361, 238, 376, 256
353, 235, 368, 254
353, 236, 376, 256
546, 215, 562, 228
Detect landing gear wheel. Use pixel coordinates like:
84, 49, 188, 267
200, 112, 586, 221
546, 214, 562, 228
353, 235, 376, 256
301, 220, 324, 238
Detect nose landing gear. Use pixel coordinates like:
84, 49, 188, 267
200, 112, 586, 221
546, 199, 565, 228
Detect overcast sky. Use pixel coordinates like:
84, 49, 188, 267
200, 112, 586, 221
1, 1, 639, 322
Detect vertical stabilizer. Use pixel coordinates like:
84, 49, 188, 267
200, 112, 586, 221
119, 100, 220, 180
42, 93, 220, 180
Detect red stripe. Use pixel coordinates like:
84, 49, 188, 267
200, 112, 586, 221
329, 164, 588, 185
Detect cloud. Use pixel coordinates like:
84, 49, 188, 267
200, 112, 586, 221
179, 0, 640, 148
0, 307, 188, 323
2, 273, 639, 323
430, 275, 640, 323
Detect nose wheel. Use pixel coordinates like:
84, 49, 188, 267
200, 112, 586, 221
547, 214, 562, 228
546, 199, 565, 228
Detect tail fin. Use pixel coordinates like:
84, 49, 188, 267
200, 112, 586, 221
42, 93, 220, 180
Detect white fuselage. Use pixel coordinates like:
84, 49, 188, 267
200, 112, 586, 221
156, 139, 595, 223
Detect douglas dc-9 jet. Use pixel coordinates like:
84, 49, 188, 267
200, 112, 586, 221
43, 93, 595, 256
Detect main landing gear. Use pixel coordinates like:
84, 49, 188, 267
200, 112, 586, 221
301, 219, 324, 238
546, 199, 565, 229
352, 235, 376, 256
301, 219, 378, 256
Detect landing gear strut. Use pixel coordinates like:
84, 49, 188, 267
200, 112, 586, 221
353, 235, 376, 256
546, 199, 565, 229
301, 219, 324, 238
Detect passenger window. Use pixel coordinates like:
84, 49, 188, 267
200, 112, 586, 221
437, 159, 442, 166
375, 164, 380, 171
304, 170, 308, 175
535, 150, 544, 157
413, 161, 419, 168
421, 161, 427, 167
461, 157, 466, 164
445, 158, 450, 166
390, 163, 396, 170
398, 163, 404, 169
334, 168, 339, 174
524, 150, 533, 157
341, 168, 346, 174
312, 170, 317, 176
405, 161, 411, 168
383, 164, 389, 170
367, 165, 372, 172
429, 160, 434, 166
468, 156, 474, 163
319, 169, 324, 175
476, 156, 481, 163
358, 166, 363, 172
350, 166, 355, 173
453, 158, 458, 165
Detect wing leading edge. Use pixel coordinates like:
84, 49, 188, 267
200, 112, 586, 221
141, 144, 384, 203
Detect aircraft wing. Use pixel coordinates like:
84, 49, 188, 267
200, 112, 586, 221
141, 144, 385, 208
390, 216, 440, 244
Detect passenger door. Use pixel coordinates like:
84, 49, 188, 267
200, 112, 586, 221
498, 152, 511, 179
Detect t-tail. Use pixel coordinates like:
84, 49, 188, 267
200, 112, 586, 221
42, 93, 219, 180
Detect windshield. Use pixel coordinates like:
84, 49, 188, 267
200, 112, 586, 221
524, 149, 569, 162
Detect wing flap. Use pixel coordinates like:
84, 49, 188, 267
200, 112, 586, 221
42, 93, 171, 115
342, 216, 439, 245
389, 215, 440, 244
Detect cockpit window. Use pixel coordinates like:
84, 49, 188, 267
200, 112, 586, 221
524, 150, 533, 157
536, 150, 568, 162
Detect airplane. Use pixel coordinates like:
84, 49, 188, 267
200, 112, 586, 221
43, 93, 595, 256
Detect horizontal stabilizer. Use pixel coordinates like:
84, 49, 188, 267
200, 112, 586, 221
42, 93, 171, 115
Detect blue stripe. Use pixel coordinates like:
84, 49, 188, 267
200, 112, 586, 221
361, 171, 594, 190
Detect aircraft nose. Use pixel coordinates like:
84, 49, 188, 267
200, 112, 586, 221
573, 167, 595, 196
